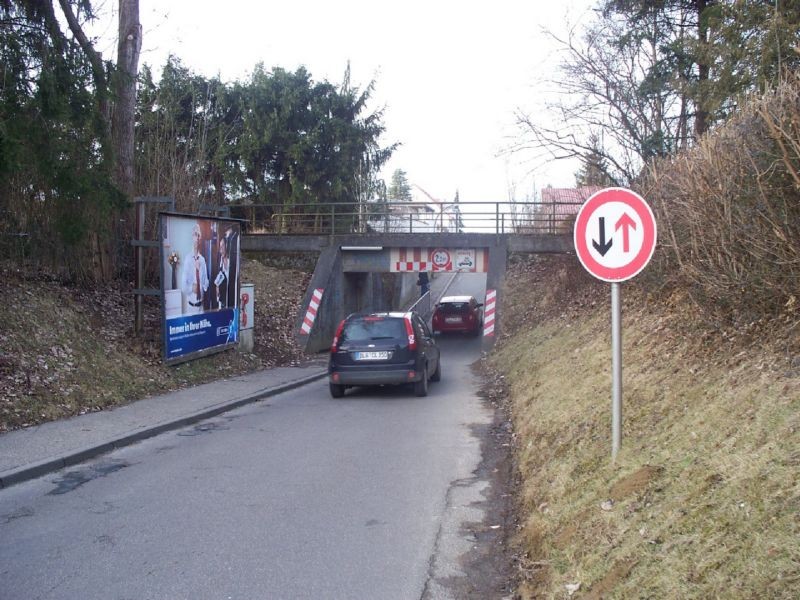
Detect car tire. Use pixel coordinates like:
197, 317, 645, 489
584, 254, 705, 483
430, 358, 441, 382
414, 367, 429, 397
329, 382, 345, 398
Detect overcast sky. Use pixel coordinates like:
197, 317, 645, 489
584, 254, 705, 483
122, 1, 597, 203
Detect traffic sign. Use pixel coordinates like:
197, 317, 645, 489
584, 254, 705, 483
429, 248, 452, 272
573, 187, 657, 282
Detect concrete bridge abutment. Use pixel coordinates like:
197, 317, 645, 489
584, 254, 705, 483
242, 232, 570, 354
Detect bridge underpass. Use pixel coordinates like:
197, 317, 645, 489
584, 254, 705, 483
242, 232, 574, 353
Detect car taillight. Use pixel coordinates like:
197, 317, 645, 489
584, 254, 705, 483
404, 316, 417, 350
432, 312, 441, 325
331, 319, 345, 353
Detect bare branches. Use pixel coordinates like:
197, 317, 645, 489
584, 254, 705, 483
639, 76, 800, 322
512, 11, 689, 186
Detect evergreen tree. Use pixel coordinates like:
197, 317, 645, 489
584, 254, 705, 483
575, 135, 614, 187
387, 169, 413, 201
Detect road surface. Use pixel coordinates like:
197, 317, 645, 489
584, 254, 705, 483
0, 273, 510, 599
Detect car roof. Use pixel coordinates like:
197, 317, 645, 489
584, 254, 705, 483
439, 295, 475, 303
347, 311, 410, 320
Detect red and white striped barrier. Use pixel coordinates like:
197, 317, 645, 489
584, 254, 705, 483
300, 288, 324, 335
483, 289, 497, 337
389, 247, 489, 273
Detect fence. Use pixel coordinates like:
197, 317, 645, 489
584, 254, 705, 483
408, 290, 433, 319
228, 200, 583, 236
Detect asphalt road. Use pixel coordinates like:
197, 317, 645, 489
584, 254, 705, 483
0, 273, 498, 600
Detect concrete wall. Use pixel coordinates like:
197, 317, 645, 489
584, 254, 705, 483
243, 232, 572, 255
292, 239, 511, 353
294, 246, 341, 354
483, 243, 509, 351
399, 272, 420, 309
297, 248, 395, 353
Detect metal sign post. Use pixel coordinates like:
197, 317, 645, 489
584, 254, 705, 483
574, 188, 657, 462
611, 282, 622, 460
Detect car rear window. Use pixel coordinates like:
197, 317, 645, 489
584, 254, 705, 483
439, 302, 469, 314
341, 317, 406, 342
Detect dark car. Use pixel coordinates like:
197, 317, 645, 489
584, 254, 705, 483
328, 312, 441, 398
431, 295, 483, 336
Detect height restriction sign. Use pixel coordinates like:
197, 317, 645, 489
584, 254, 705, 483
573, 188, 657, 282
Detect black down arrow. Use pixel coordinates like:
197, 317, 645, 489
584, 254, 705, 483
592, 217, 613, 256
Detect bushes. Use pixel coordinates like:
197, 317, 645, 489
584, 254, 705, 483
639, 75, 800, 323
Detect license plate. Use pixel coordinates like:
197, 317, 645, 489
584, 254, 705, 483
355, 351, 390, 361
445, 317, 462, 324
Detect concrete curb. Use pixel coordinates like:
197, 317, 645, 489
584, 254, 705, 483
0, 370, 327, 490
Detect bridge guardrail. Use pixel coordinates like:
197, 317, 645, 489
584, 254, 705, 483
408, 291, 433, 319
227, 201, 582, 236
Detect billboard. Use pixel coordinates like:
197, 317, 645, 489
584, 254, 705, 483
159, 213, 242, 364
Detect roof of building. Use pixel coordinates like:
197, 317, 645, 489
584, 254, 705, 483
539, 186, 605, 216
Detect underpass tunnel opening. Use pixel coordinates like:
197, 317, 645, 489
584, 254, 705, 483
300, 243, 507, 352
342, 272, 397, 316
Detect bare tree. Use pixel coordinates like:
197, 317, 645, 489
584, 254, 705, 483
511, 10, 689, 186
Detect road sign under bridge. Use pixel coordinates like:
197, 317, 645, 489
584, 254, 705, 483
390, 247, 489, 273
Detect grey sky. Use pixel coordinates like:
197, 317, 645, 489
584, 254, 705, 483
132, 0, 596, 203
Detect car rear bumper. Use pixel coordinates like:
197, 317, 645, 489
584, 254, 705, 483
433, 323, 479, 333
329, 364, 422, 385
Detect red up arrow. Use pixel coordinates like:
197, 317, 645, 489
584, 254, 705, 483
615, 212, 636, 253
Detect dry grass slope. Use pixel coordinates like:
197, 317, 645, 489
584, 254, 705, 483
491, 255, 800, 599
0, 258, 312, 432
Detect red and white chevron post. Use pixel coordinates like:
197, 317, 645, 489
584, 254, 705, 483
300, 288, 324, 335
483, 289, 497, 337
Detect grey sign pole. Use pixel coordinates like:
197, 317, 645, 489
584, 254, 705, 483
611, 282, 622, 461
574, 188, 656, 464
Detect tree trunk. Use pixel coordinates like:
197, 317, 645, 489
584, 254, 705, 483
113, 0, 141, 284
58, 0, 141, 281
113, 0, 142, 207
694, 0, 711, 138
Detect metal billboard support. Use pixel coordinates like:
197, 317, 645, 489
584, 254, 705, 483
133, 196, 175, 336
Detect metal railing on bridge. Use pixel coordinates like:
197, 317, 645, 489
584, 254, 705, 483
227, 201, 582, 236
407, 290, 433, 319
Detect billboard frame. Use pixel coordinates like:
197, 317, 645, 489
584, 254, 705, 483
158, 212, 244, 366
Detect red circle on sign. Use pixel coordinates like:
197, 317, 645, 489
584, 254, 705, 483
573, 188, 657, 282
430, 248, 451, 271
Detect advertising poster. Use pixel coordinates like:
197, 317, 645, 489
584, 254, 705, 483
159, 213, 242, 364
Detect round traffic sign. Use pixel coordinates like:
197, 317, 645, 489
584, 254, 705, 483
430, 248, 451, 271
573, 188, 657, 282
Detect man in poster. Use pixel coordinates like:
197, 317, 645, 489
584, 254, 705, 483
181, 222, 209, 315
161, 213, 242, 365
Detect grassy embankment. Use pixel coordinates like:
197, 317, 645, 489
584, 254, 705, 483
0, 258, 311, 432
493, 255, 799, 599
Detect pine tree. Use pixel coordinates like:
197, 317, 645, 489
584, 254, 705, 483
575, 135, 614, 187
387, 169, 413, 201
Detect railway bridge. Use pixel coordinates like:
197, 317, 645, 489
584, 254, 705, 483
232, 200, 580, 351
